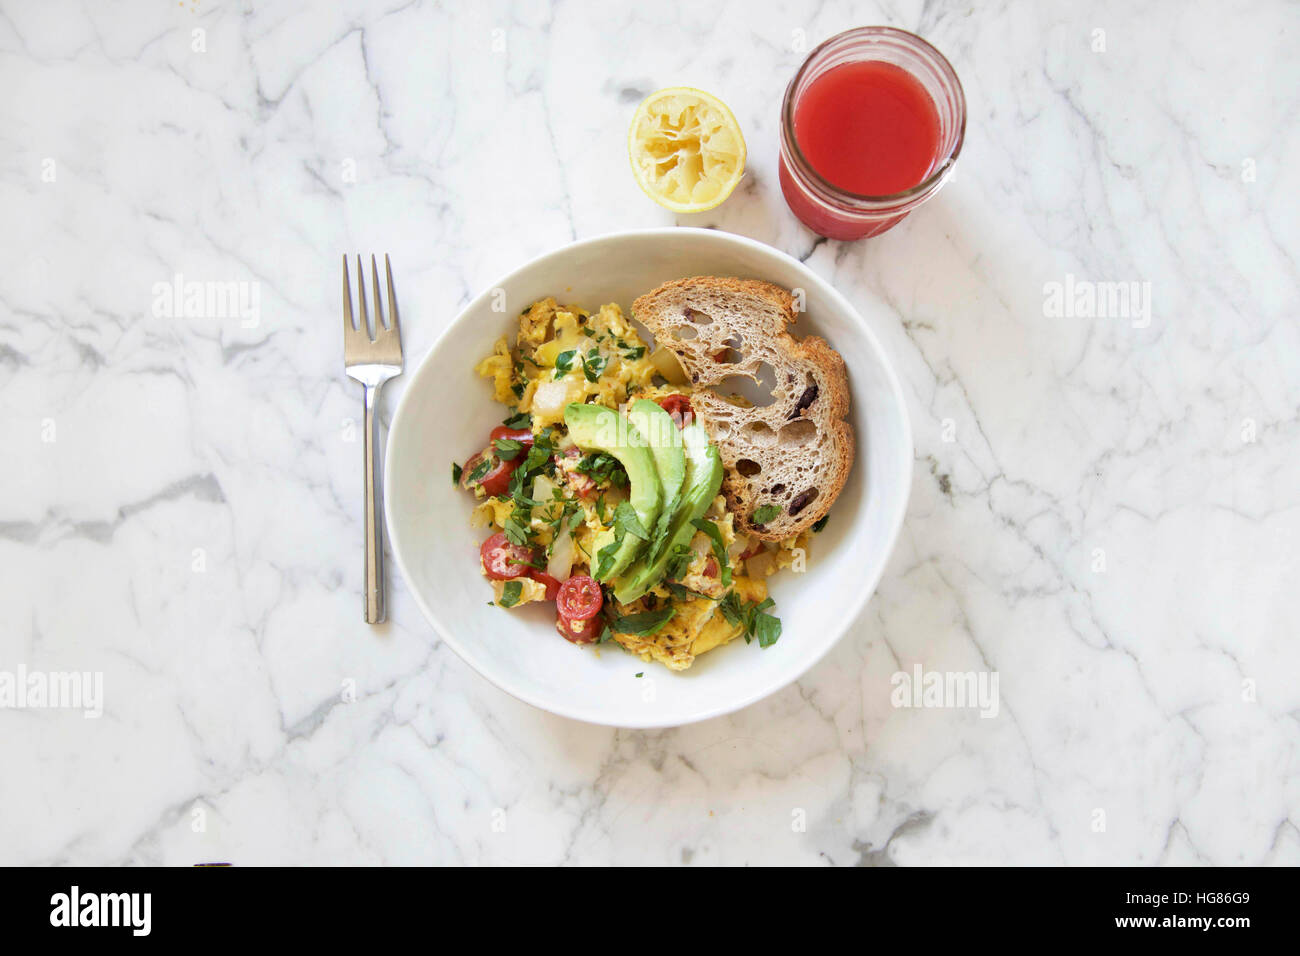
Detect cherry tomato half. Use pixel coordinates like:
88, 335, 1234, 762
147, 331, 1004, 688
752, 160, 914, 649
462, 451, 518, 498
528, 570, 562, 601
655, 394, 693, 427
557, 574, 603, 621
556, 612, 601, 644
480, 531, 539, 580
489, 426, 534, 447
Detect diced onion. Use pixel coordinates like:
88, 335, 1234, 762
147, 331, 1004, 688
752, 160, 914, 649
532, 475, 556, 503
532, 380, 572, 418
548, 524, 575, 581
727, 533, 750, 561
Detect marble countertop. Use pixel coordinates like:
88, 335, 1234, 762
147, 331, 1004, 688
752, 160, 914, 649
2, 0, 1296, 866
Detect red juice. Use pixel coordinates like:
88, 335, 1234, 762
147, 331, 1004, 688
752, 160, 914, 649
794, 60, 941, 196
778, 28, 964, 240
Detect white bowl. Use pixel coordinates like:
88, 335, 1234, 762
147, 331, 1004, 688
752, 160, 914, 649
385, 228, 912, 728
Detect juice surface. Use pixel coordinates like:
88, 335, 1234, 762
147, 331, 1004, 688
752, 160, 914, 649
794, 60, 941, 195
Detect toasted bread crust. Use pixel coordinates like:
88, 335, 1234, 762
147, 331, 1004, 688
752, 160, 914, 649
633, 276, 854, 540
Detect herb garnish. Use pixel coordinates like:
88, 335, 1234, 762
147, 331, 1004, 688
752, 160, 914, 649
690, 518, 732, 586
665, 581, 716, 602
812, 514, 830, 533
750, 598, 782, 647
498, 580, 524, 608
593, 501, 650, 579
610, 501, 650, 542
719, 593, 782, 648
581, 348, 607, 382
493, 437, 524, 461
451, 462, 462, 486
664, 543, 693, 582
504, 507, 533, 547
752, 504, 781, 525
609, 608, 676, 637
464, 457, 491, 486
502, 410, 531, 429
576, 452, 628, 488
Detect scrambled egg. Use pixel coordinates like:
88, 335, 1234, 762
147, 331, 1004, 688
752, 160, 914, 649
491, 576, 548, 607
615, 572, 771, 671
471, 297, 806, 672
476, 298, 657, 429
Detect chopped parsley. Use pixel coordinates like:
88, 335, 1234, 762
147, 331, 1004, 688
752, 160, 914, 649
646, 492, 680, 561
499, 429, 560, 541
504, 507, 533, 547
464, 457, 491, 486
593, 540, 619, 580
752, 504, 782, 525
609, 608, 676, 637
543, 493, 583, 551
664, 543, 693, 582
501, 410, 531, 429
581, 348, 607, 382
665, 581, 716, 602
690, 518, 732, 586
593, 502, 650, 579
720, 593, 782, 648
751, 598, 782, 647
554, 349, 578, 374
610, 501, 650, 542
812, 514, 830, 533
518, 430, 556, 477
493, 437, 524, 461
451, 462, 462, 486
498, 580, 524, 608
576, 452, 628, 488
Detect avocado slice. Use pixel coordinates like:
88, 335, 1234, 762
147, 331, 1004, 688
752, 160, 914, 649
613, 422, 724, 604
563, 403, 663, 581
627, 398, 686, 529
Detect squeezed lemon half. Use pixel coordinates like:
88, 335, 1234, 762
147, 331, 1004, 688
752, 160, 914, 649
628, 87, 746, 213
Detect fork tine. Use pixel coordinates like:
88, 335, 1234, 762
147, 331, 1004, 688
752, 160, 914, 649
384, 254, 401, 342
355, 254, 371, 340
371, 255, 385, 330
342, 254, 355, 332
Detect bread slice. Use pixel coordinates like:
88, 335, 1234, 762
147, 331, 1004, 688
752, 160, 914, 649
632, 277, 853, 541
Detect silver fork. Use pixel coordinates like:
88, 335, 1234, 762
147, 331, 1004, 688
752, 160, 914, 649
343, 254, 403, 624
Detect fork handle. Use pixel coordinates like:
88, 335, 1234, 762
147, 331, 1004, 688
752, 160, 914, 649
363, 382, 386, 623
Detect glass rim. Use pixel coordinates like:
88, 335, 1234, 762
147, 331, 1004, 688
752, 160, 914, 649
780, 26, 967, 207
